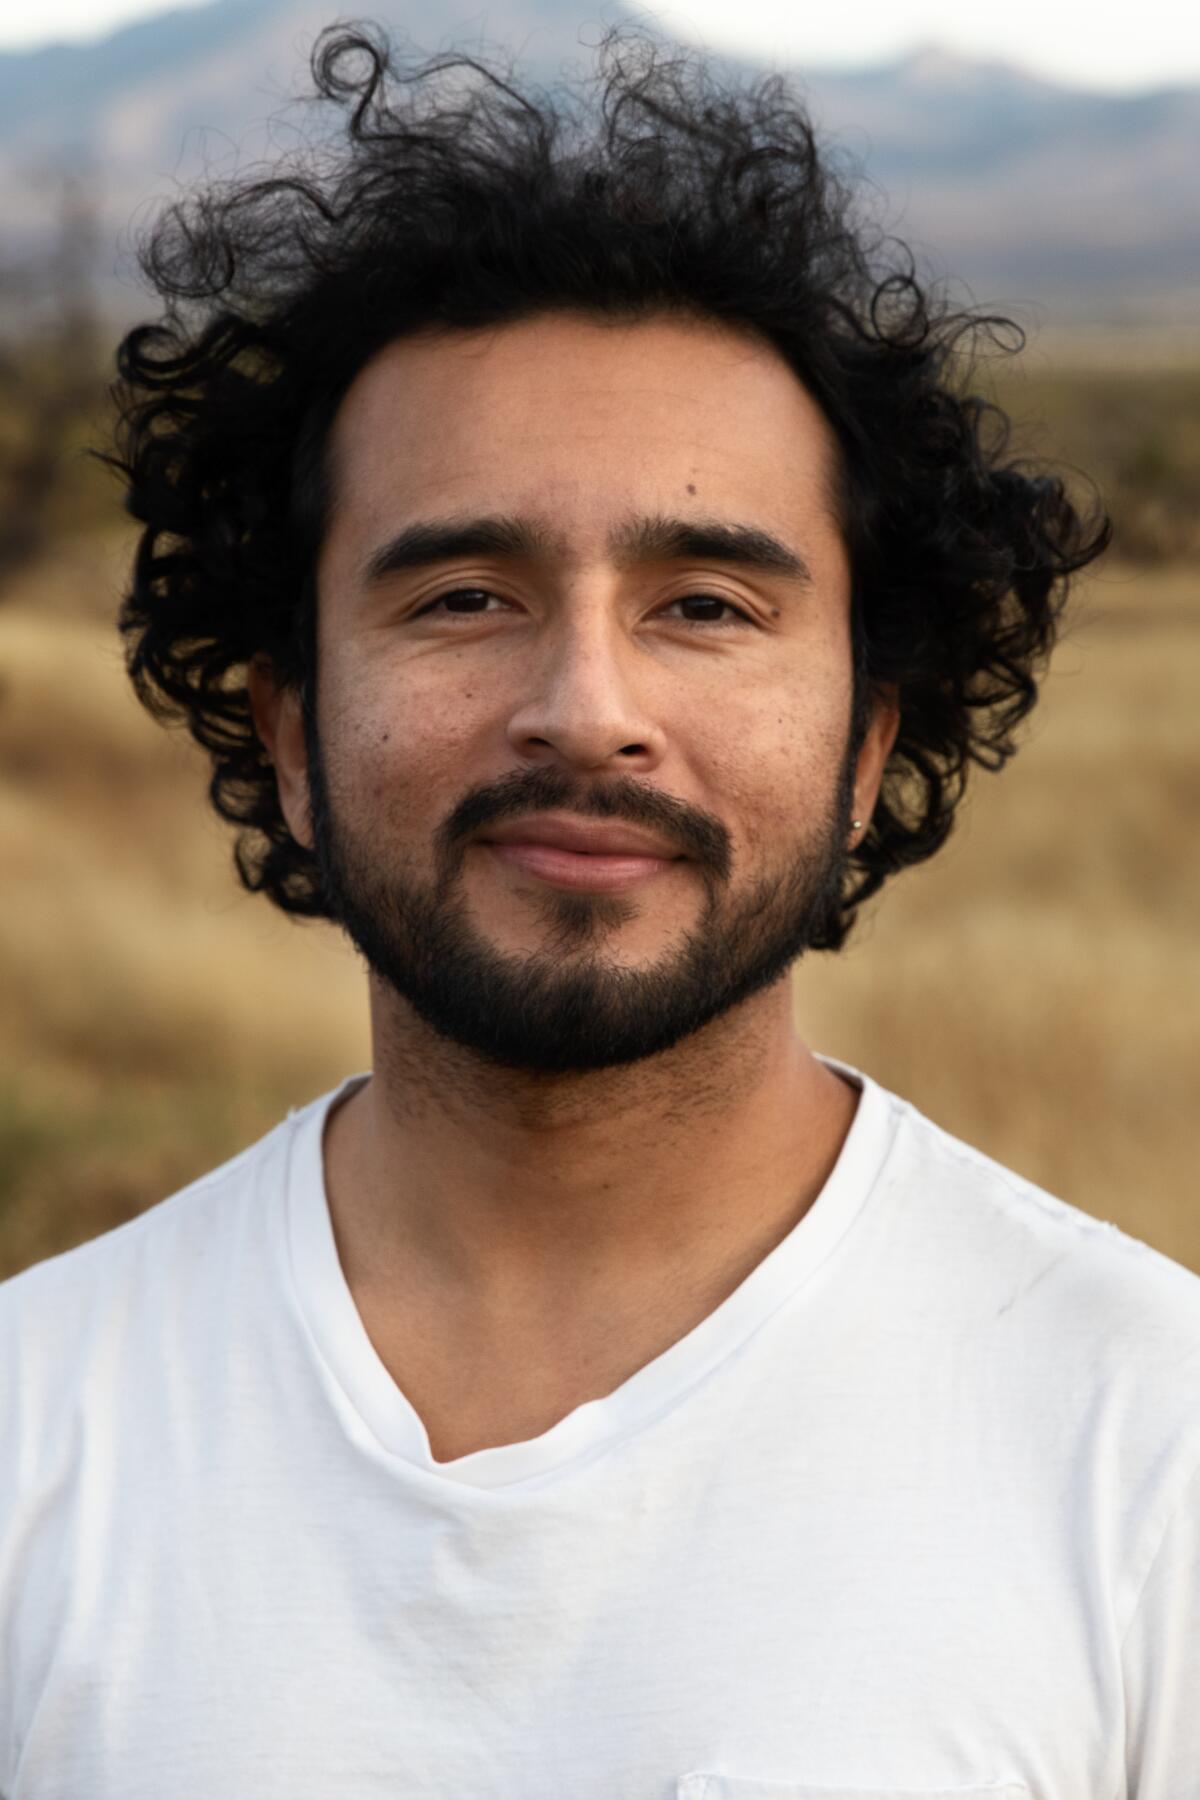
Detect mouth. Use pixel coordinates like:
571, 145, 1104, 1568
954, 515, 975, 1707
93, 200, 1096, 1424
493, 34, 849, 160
482, 842, 680, 900
477, 813, 686, 894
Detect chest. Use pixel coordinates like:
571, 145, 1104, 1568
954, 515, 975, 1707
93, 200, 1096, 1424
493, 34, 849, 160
9, 1443, 1122, 1800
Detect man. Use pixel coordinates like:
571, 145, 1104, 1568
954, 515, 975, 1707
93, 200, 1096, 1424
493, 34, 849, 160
1, 25, 1196, 1800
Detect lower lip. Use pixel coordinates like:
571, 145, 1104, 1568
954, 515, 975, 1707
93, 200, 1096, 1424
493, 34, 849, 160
484, 841, 678, 892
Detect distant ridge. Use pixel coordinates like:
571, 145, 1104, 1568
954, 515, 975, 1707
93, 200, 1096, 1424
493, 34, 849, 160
1, 0, 1196, 328
797, 47, 1200, 323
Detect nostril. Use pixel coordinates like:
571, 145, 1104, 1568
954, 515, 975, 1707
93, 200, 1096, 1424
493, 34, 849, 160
618, 744, 644, 757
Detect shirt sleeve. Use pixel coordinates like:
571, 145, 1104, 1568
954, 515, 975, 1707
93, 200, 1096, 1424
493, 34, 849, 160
1122, 1455, 1200, 1800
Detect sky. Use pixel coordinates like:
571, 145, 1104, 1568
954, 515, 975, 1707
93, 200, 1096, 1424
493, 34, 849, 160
2, 0, 1199, 93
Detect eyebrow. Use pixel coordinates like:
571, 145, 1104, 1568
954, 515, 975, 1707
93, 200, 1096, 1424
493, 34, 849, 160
360, 511, 813, 587
610, 514, 813, 584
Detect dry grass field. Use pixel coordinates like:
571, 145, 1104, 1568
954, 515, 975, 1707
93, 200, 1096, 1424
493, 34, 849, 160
0, 359, 1197, 1281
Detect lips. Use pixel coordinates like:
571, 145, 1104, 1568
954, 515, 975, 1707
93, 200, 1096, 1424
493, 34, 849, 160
479, 813, 683, 860
477, 812, 684, 892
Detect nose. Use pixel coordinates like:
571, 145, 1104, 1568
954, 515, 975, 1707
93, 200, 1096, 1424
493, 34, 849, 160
505, 604, 668, 775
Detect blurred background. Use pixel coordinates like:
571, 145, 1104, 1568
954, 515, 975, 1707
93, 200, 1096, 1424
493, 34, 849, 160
0, 0, 1197, 1280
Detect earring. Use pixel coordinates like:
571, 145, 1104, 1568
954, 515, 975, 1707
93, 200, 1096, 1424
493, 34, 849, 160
850, 818, 864, 833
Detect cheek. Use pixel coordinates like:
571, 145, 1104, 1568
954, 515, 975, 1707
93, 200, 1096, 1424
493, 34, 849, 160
687, 662, 852, 840
712, 662, 852, 774
321, 659, 490, 830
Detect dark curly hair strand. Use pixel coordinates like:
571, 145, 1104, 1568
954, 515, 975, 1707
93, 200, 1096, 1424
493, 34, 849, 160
106, 23, 1109, 945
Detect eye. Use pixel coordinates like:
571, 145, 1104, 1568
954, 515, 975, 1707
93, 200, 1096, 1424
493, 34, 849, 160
415, 587, 510, 618
662, 593, 753, 626
411, 588, 753, 625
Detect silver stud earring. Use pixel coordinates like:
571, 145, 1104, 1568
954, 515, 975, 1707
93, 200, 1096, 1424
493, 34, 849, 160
850, 818, 864, 833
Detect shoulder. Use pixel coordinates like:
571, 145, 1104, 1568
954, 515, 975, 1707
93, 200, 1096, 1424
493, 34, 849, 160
2, 1123, 271, 1317
843, 1072, 1200, 1571
0, 1085, 339, 1383
873, 1075, 1200, 1385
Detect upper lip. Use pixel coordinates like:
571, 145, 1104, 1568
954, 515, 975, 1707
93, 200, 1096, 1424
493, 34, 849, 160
478, 812, 684, 859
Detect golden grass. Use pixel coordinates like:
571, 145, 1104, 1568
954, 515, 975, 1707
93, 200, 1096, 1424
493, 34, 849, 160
0, 535, 370, 1274
796, 559, 1200, 1266
0, 531, 1197, 1279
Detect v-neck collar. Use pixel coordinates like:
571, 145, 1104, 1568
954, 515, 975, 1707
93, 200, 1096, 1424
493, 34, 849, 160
283, 1059, 900, 1491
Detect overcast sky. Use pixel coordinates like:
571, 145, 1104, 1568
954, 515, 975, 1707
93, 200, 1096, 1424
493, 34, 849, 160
3, 0, 1199, 93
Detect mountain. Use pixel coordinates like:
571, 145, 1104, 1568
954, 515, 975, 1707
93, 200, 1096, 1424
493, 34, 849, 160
799, 46, 1200, 322
1, 2, 1196, 328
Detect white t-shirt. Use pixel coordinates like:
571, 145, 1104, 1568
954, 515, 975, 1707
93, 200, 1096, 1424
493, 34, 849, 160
2, 1065, 1199, 1800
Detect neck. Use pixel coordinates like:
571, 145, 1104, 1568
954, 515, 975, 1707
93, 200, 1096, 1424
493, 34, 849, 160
327, 973, 855, 1302
323, 972, 858, 1458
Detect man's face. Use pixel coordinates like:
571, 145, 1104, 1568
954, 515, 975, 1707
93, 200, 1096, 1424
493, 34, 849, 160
268, 312, 895, 1071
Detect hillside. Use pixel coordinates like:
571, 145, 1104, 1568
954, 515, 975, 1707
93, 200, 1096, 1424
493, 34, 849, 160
0, 1, 1197, 325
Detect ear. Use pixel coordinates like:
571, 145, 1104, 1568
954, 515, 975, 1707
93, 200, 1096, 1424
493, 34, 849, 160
850, 684, 901, 833
247, 655, 315, 851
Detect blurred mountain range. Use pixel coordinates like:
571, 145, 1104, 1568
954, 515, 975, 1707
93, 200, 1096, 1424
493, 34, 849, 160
1, 0, 1197, 329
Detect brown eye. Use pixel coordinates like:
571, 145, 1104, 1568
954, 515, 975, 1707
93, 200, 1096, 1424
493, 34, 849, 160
440, 589, 493, 613
666, 594, 751, 625
414, 588, 507, 618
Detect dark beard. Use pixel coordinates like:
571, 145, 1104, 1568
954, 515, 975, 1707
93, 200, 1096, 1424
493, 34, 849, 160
306, 725, 854, 1074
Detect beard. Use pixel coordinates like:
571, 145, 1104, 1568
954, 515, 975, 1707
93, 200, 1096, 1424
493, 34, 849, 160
306, 721, 855, 1074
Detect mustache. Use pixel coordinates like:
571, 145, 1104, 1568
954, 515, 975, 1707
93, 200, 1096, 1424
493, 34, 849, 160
437, 766, 732, 880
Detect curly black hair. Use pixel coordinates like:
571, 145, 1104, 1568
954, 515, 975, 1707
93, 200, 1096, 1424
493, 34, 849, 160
107, 23, 1108, 945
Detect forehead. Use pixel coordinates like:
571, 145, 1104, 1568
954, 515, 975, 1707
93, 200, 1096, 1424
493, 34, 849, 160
323, 311, 844, 559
